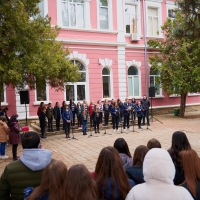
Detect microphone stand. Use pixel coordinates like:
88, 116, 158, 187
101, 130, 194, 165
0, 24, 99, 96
88, 124, 98, 138
102, 125, 112, 136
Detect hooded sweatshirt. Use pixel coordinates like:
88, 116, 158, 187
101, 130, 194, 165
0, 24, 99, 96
0, 149, 52, 200
125, 148, 194, 200
119, 153, 133, 169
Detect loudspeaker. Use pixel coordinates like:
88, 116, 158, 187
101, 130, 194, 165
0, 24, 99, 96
20, 91, 30, 104
149, 87, 155, 98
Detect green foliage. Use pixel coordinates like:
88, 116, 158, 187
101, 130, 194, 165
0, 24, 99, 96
0, 0, 80, 93
148, 0, 200, 116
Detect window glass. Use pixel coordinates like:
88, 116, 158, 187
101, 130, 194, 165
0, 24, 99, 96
134, 76, 139, 96
66, 85, 75, 101
128, 66, 138, 75
128, 77, 133, 96
61, 0, 84, 27
102, 68, 111, 98
125, 4, 137, 34
99, 0, 108, 29
36, 81, 47, 101
148, 7, 159, 36
150, 69, 161, 95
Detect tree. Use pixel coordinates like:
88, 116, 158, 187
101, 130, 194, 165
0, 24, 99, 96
0, 0, 80, 107
148, 0, 200, 117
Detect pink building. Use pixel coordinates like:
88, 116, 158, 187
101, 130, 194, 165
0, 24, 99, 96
2, 0, 200, 119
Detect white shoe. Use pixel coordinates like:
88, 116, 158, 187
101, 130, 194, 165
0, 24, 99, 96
1, 155, 9, 159
128, 128, 131, 130
0, 156, 2, 159
116, 129, 119, 132
114, 129, 116, 132
124, 129, 126, 131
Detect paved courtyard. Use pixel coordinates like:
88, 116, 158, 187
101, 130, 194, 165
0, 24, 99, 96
0, 112, 200, 175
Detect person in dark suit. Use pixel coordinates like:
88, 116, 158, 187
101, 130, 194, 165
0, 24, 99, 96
135, 101, 144, 129
39, 106, 47, 138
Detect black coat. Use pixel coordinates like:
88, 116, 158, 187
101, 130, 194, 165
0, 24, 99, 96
182, 180, 200, 200
92, 111, 102, 121
39, 112, 46, 127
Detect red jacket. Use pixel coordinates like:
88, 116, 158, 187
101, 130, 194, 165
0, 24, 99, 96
88, 105, 95, 116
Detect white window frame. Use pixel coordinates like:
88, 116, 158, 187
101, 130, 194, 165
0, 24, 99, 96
166, 3, 176, 21
57, 0, 85, 28
102, 67, 113, 98
34, 83, 49, 105
38, 0, 48, 17
124, 1, 140, 35
1, 85, 8, 106
146, 1, 162, 38
188, 92, 200, 96
97, 0, 113, 30
149, 72, 162, 97
127, 65, 141, 98
64, 59, 89, 104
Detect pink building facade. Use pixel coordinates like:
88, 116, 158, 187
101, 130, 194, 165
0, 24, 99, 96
2, 0, 200, 119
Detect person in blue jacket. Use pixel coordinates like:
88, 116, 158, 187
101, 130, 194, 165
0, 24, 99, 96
62, 104, 73, 138
123, 98, 132, 131
111, 102, 120, 132
135, 101, 144, 129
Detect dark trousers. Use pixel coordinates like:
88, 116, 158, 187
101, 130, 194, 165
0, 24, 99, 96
104, 112, 109, 126
90, 116, 93, 127
123, 114, 130, 129
12, 144, 18, 159
112, 116, 119, 130
100, 113, 103, 124
64, 122, 70, 134
55, 118, 60, 131
143, 110, 150, 124
94, 118, 100, 131
138, 116, 142, 128
78, 115, 82, 127
40, 125, 46, 136
72, 111, 76, 126
48, 118, 53, 131
82, 120, 87, 134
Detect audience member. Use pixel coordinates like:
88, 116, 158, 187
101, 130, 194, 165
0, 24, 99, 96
8, 114, 21, 160
37, 102, 44, 118
0, 131, 52, 200
27, 160, 67, 200
168, 131, 191, 185
147, 138, 161, 149
95, 146, 135, 200
66, 164, 98, 200
126, 145, 148, 184
0, 116, 9, 159
125, 148, 193, 200
180, 149, 200, 200
114, 138, 132, 168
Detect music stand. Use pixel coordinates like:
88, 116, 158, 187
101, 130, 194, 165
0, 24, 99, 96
149, 97, 163, 124
88, 124, 98, 138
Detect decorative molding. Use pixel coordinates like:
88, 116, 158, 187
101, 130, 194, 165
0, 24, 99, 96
68, 51, 89, 66
126, 60, 142, 68
99, 58, 112, 67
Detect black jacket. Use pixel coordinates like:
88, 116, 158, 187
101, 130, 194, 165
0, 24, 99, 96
39, 112, 46, 126
92, 111, 102, 121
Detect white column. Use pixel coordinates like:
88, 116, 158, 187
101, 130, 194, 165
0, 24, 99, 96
84, 0, 91, 28
117, 0, 126, 101
44, 0, 48, 17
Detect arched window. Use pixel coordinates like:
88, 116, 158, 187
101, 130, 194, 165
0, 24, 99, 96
128, 66, 139, 96
102, 68, 111, 98
66, 60, 86, 102
150, 68, 161, 95
99, 0, 109, 29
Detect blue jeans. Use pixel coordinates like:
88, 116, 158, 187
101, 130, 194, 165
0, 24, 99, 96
0, 142, 6, 156
82, 120, 87, 134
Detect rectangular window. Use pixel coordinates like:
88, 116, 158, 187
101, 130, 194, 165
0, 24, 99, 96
128, 77, 139, 96
62, 0, 84, 27
147, 7, 159, 36
125, 4, 137, 34
150, 75, 161, 95
99, 0, 109, 29
1, 89, 4, 102
36, 81, 47, 101
38, 0, 44, 17
102, 76, 110, 98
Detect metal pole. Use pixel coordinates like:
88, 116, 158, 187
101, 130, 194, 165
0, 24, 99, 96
25, 103, 28, 125
142, 0, 149, 98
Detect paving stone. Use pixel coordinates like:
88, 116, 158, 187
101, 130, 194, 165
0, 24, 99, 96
0, 112, 200, 176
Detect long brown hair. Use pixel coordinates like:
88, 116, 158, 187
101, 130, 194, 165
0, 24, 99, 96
133, 145, 149, 166
95, 146, 131, 199
28, 160, 67, 200
181, 149, 200, 197
65, 164, 98, 200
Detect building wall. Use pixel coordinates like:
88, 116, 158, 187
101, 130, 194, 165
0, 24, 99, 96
2, 0, 200, 119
